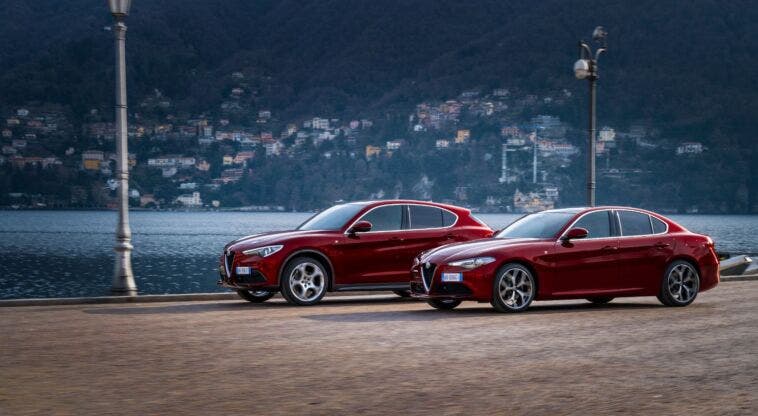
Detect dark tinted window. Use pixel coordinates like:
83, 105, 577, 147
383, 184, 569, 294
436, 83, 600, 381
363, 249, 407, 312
442, 210, 457, 227
410, 205, 443, 229
497, 211, 575, 239
573, 211, 611, 238
359, 205, 403, 231
619, 210, 653, 236
652, 217, 667, 233
298, 203, 366, 230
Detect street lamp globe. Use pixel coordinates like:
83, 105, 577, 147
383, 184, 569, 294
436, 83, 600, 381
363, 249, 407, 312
573, 59, 590, 79
108, 0, 131, 17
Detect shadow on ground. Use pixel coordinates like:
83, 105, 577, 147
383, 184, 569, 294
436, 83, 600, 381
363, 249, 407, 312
81, 296, 414, 315
80, 297, 669, 318
303, 301, 666, 322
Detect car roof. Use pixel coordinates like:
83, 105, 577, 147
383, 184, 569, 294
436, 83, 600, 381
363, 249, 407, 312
544, 206, 661, 215
348, 199, 469, 213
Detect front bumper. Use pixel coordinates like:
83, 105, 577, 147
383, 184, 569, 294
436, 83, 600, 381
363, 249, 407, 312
410, 261, 495, 301
218, 251, 280, 289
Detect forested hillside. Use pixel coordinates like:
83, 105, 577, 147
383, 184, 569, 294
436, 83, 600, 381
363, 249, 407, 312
0, 0, 756, 212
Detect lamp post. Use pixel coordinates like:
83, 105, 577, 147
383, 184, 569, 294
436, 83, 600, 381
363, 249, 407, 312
108, 0, 136, 295
574, 26, 607, 207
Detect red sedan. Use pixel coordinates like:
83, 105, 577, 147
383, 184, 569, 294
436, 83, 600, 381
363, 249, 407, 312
411, 207, 719, 312
219, 200, 493, 305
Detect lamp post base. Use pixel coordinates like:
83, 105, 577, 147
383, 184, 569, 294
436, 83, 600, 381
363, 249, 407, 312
112, 241, 136, 296
110, 288, 138, 296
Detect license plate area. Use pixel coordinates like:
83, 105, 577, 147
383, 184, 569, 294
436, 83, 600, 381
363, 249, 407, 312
235, 266, 252, 275
441, 272, 463, 282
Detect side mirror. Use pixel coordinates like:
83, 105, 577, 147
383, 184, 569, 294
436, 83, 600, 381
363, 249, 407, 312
561, 227, 588, 241
349, 220, 372, 234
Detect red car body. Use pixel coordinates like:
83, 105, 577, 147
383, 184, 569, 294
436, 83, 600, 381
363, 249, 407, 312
219, 200, 492, 303
411, 207, 719, 310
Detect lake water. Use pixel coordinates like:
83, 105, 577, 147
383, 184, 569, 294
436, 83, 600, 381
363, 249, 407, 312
0, 211, 755, 299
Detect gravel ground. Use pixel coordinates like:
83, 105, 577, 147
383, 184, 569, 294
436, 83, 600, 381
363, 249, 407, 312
1, 283, 756, 415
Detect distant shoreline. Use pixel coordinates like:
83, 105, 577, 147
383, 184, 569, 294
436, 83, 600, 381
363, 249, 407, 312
1, 207, 756, 216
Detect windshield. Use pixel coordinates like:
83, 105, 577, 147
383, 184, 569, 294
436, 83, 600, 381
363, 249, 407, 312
496, 211, 575, 239
297, 203, 366, 231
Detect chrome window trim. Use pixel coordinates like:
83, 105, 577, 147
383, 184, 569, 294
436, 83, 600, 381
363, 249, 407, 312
343, 203, 460, 235
557, 208, 669, 242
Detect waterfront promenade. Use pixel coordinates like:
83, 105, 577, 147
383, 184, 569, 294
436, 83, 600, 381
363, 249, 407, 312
1, 282, 756, 415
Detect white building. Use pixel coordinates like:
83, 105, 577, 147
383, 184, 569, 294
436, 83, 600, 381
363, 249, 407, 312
176, 192, 202, 207
312, 117, 330, 130
386, 140, 403, 150
147, 156, 196, 169
599, 127, 616, 142
265, 141, 284, 156
677, 142, 704, 155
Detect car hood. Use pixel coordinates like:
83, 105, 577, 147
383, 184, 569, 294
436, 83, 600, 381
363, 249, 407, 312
420, 238, 547, 263
225, 229, 331, 252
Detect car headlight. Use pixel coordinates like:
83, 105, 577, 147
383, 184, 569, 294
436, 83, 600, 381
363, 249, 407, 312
242, 245, 283, 258
447, 256, 496, 269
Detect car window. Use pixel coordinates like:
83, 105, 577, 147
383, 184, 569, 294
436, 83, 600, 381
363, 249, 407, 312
619, 210, 653, 236
442, 210, 457, 227
410, 205, 444, 229
496, 211, 575, 239
651, 217, 667, 234
298, 203, 366, 231
358, 205, 403, 231
572, 211, 611, 238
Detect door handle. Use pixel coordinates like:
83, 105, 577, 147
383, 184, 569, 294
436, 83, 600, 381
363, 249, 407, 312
601, 245, 617, 251
444, 233, 455, 240
654, 242, 670, 249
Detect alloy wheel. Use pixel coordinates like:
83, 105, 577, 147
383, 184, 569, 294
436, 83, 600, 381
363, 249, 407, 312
667, 263, 699, 304
493, 264, 535, 312
288, 262, 326, 302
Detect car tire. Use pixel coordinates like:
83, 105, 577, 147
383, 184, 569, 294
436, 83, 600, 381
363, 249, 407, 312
658, 260, 700, 307
393, 290, 411, 298
491, 263, 536, 313
586, 296, 614, 305
280, 256, 328, 306
427, 299, 462, 310
237, 289, 275, 303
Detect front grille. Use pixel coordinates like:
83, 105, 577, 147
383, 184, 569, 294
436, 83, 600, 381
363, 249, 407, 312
434, 283, 472, 296
224, 251, 235, 277
235, 270, 267, 284
421, 263, 436, 292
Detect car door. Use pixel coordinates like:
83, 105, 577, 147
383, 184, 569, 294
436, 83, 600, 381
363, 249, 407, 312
398, 205, 460, 275
332, 204, 409, 284
615, 210, 674, 292
548, 210, 620, 295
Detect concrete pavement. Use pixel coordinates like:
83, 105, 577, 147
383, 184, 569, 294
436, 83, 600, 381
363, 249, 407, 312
1, 282, 756, 415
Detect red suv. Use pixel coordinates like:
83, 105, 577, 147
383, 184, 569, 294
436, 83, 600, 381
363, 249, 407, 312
219, 200, 492, 305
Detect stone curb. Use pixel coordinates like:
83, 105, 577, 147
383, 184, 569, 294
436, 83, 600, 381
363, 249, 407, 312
720, 273, 758, 282
0, 291, 406, 307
